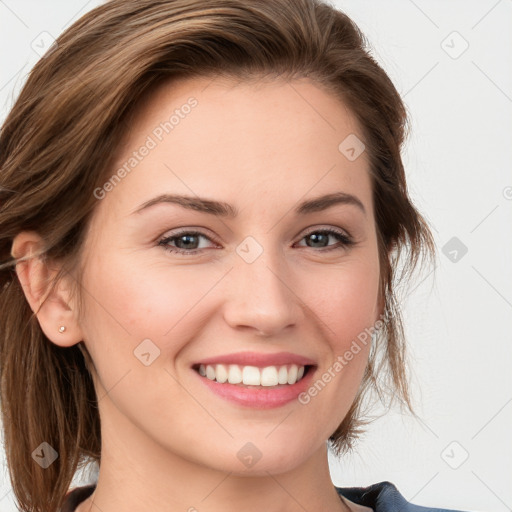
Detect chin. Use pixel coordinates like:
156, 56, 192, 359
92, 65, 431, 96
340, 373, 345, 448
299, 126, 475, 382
190, 436, 317, 477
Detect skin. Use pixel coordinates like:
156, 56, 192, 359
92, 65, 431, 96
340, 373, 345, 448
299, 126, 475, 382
12, 76, 381, 512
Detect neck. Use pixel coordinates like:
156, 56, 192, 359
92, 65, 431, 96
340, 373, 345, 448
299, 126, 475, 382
76, 398, 352, 512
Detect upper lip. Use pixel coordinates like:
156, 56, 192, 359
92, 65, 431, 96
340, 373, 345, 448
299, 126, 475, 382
193, 351, 316, 368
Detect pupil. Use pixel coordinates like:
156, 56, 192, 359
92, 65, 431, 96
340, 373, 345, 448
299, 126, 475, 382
308, 233, 327, 248
178, 234, 198, 249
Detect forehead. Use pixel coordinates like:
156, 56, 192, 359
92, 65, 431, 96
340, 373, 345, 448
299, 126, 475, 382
126, 73, 362, 140
98, 74, 372, 221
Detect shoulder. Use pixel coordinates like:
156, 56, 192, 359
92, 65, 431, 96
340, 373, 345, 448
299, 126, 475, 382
335, 481, 468, 512
60, 484, 96, 512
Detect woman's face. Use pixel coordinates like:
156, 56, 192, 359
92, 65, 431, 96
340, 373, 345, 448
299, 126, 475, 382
76, 75, 382, 475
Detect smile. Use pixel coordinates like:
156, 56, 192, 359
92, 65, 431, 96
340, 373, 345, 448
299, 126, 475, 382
192, 364, 317, 409
194, 363, 309, 386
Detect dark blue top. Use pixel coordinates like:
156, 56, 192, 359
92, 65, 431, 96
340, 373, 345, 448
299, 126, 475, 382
61, 481, 467, 511
336, 481, 466, 511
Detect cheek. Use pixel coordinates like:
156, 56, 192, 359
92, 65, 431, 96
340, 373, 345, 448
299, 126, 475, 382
305, 254, 381, 343
288, 264, 378, 437
78, 248, 225, 365
300, 255, 379, 394
76, 250, 213, 420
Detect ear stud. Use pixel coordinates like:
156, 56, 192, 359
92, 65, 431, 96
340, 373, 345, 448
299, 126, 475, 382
58, 326, 66, 333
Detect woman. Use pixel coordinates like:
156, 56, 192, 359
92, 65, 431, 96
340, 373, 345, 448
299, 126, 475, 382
0, 1, 466, 511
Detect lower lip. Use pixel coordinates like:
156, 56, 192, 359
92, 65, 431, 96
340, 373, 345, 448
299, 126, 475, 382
193, 366, 316, 409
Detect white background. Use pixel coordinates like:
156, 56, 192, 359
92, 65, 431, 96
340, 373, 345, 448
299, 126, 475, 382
1, 1, 511, 511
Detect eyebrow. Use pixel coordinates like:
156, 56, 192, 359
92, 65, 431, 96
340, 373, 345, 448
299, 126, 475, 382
132, 191, 366, 217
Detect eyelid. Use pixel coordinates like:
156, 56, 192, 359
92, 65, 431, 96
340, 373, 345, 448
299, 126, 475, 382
300, 224, 352, 239
158, 226, 220, 243
157, 228, 221, 250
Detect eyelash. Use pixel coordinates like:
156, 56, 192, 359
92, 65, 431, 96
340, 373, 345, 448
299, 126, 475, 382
157, 228, 355, 255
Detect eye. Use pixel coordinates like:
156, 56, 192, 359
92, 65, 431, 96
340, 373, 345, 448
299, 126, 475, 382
157, 227, 355, 255
295, 228, 355, 252
158, 230, 217, 255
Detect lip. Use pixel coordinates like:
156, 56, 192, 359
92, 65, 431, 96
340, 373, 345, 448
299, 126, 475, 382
193, 364, 317, 409
192, 351, 316, 368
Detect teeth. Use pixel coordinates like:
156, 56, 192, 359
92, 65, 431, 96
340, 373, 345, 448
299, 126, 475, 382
206, 365, 216, 380
287, 364, 298, 384
261, 366, 278, 386
227, 364, 242, 384
215, 364, 228, 383
243, 366, 261, 385
197, 363, 307, 386
278, 365, 288, 384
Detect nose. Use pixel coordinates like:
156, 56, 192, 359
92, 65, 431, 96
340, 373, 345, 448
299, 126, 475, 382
222, 244, 302, 337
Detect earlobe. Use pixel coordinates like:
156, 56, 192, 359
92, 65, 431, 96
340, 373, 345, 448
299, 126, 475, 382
11, 231, 84, 348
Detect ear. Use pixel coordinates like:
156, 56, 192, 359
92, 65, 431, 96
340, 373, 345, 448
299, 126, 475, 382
11, 231, 84, 347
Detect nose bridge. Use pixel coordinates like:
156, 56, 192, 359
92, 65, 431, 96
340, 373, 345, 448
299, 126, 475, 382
222, 234, 300, 335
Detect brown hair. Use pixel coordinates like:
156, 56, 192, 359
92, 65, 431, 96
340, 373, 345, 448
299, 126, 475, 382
0, 1, 436, 510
